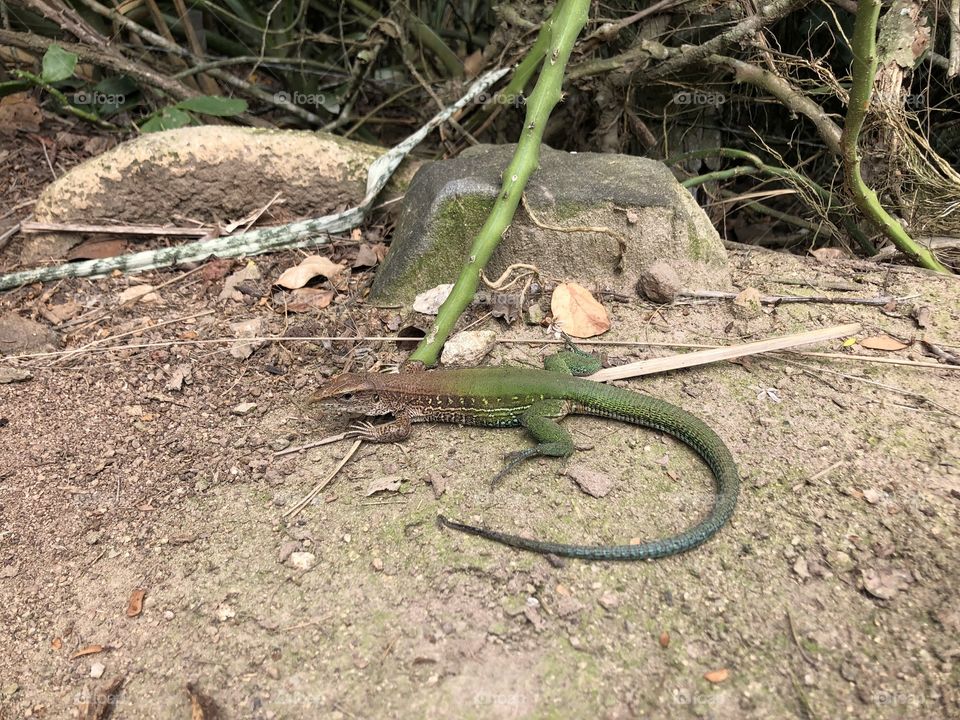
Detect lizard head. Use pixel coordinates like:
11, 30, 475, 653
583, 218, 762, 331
308, 373, 396, 417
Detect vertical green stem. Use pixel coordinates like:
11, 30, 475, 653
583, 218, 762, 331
409, 0, 590, 365
841, 0, 950, 273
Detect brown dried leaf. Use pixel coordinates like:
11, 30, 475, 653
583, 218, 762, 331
276, 255, 345, 289
286, 288, 334, 313
353, 243, 380, 268
0, 92, 41, 134
365, 475, 401, 496
46, 300, 81, 324
71, 644, 104, 659
550, 282, 610, 338
704, 668, 730, 683
126, 588, 145, 617
860, 335, 909, 351
658, 631, 670, 648
67, 239, 127, 261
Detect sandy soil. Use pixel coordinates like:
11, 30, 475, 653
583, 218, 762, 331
1, 237, 958, 719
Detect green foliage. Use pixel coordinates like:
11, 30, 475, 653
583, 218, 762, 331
40, 45, 77, 83
140, 95, 247, 132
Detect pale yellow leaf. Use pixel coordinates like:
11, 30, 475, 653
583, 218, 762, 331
550, 282, 610, 338
275, 255, 346, 289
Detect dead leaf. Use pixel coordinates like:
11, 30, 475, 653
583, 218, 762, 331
186, 683, 221, 720
564, 464, 613, 498
550, 282, 610, 338
0, 92, 41, 134
810, 247, 847, 261
71, 644, 105, 659
860, 335, 909, 351
119, 285, 160, 304
861, 566, 913, 600
201, 259, 233, 282
67, 239, 127, 261
219, 262, 261, 302
704, 668, 730, 683
413, 284, 453, 315
463, 49, 484, 78
275, 255, 345, 289
659, 631, 670, 648
126, 588, 145, 617
45, 300, 81, 324
353, 243, 381, 268
426, 470, 446, 498
286, 287, 334, 313
52, 637, 63, 650
78, 675, 124, 720
165, 364, 191, 392
913, 306, 931, 329
365, 475, 401, 496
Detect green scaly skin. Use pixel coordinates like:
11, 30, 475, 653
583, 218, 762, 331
310, 350, 739, 561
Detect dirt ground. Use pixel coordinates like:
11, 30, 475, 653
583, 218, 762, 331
1, 224, 959, 720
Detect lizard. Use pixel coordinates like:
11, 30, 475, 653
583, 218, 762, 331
309, 348, 739, 561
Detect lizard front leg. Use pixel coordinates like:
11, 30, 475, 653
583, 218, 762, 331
491, 399, 574, 486
348, 412, 412, 443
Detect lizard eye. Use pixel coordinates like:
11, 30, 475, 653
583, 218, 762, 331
372, 394, 380, 402
341, 392, 353, 401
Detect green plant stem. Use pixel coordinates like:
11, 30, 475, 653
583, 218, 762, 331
408, 0, 590, 366
681, 165, 759, 187
667, 148, 876, 254
12, 69, 116, 128
841, 0, 951, 273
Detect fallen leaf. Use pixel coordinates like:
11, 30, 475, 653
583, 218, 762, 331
71, 644, 104, 659
78, 675, 124, 720
463, 49, 484, 78
126, 589, 145, 617
365, 475, 401, 496
219, 261, 261, 301
46, 300, 81, 324
286, 287, 334, 313
734, 287, 761, 307
564, 464, 613, 498
426, 470, 446, 498
0, 93, 41, 134
52, 637, 63, 650
860, 335, 909, 351
275, 255, 345, 289
67, 239, 127, 261
118, 285, 160, 304
913, 306, 931, 329
165, 364, 191, 392
550, 282, 610, 338
352, 243, 380, 268
704, 668, 730, 683
659, 631, 670, 648
413, 284, 454, 315
186, 682, 220, 720
201, 258, 233, 282
861, 566, 913, 600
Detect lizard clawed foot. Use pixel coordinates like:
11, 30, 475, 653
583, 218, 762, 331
346, 420, 380, 440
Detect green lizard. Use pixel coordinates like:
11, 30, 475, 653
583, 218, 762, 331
310, 349, 739, 561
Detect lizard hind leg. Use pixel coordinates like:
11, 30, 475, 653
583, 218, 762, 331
543, 345, 602, 377
490, 400, 574, 488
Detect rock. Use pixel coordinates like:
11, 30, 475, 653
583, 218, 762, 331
89, 662, 105, 679
288, 551, 316, 571
598, 591, 620, 610
638, 261, 682, 303
0, 313, 61, 355
231, 402, 258, 416
440, 330, 497, 366
370, 144, 731, 305
0, 367, 32, 384
25, 126, 415, 263
732, 287, 763, 320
